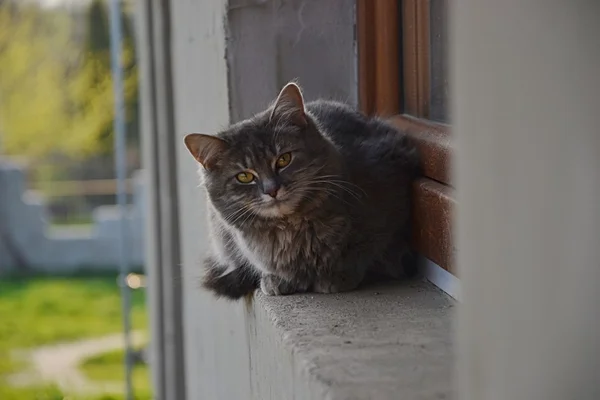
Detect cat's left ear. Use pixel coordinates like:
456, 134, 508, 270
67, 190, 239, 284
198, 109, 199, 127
270, 82, 308, 128
183, 133, 228, 170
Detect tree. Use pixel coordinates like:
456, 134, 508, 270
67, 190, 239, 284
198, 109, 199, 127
70, 0, 139, 156
0, 0, 139, 160
0, 3, 75, 157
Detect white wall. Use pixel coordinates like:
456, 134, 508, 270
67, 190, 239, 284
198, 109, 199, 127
169, 1, 253, 399
454, 1, 600, 399
0, 160, 145, 273
167, 1, 358, 398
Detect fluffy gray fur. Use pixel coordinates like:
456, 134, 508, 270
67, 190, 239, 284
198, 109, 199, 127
184, 82, 419, 299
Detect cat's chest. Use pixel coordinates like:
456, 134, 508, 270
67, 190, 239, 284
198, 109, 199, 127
234, 218, 346, 274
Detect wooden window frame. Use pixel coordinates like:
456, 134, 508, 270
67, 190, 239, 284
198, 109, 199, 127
357, 0, 455, 274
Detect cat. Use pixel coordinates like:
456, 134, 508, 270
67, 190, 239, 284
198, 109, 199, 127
184, 82, 419, 299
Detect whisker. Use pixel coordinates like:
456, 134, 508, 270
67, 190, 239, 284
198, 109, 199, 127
229, 207, 256, 226
319, 180, 365, 197
222, 205, 251, 222
222, 201, 262, 225
309, 175, 367, 196
303, 180, 363, 200
293, 187, 356, 208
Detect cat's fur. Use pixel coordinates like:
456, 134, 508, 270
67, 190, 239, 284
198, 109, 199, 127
184, 82, 419, 299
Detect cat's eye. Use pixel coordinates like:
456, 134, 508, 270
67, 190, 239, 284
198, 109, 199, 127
236, 172, 255, 183
276, 152, 292, 168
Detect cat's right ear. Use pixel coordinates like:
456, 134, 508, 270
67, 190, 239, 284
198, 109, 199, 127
270, 82, 308, 128
183, 133, 228, 170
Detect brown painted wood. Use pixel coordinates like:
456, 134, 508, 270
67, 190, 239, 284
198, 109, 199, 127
357, 0, 400, 116
358, 0, 432, 117
411, 178, 455, 272
357, 0, 375, 115
373, 0, 400, 116
402, 0, 430, 118
390, 115, 453, 186
357, 0, 456, 276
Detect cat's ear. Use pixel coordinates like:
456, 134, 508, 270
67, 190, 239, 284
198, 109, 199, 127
183, 133, 228, 170
270, 82, 308, 128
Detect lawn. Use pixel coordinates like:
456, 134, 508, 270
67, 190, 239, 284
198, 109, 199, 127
80, 348, 152, 400
0, 273, 149, 400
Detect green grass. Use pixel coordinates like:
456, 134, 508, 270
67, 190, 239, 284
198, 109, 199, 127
0, 383, 146, 400
79, 348, 152, 400
0, 273, 149, 400
0, 384, 67, 400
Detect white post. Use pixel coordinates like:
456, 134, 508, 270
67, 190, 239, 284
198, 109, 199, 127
454, 1, 600, 399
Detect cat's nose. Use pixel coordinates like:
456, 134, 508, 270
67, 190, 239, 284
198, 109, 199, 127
262, 181, 280, 198
264, 186, 279, 198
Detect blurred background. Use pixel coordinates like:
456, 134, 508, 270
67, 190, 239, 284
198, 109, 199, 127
1, 1, 599, 400
0, 0, 149, 399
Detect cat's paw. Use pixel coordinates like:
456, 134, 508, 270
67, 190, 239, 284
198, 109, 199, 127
260, 275, 303, 296
313, 279, 360, 293
312, 279, 359, 294
313, 270, 363, 294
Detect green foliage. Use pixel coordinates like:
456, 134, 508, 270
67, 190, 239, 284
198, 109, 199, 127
0, 0, 139, 160
0, 4, 73, 157
86, 0, 111, 56
74, 0, 139, 156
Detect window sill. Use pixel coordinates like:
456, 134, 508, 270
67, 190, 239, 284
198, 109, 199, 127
245, 280, 454, 399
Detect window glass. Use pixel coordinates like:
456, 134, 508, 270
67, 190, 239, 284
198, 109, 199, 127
430, 0, 450, 123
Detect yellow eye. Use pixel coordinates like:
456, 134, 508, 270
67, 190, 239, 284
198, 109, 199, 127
276, 152, 292, 168
236, 172, 255, 183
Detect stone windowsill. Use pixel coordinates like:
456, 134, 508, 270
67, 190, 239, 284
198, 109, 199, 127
245, 280, 455, 400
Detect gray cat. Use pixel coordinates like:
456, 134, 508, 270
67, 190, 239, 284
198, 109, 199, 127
184, 82, 419, 299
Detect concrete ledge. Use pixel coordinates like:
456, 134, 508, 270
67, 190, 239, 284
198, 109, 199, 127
246, 280, 455, 400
